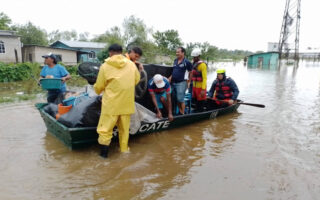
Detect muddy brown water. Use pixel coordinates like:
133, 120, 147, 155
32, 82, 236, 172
0, 61, 320, 200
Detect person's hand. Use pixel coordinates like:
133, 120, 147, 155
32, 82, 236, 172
61, 77, 67, 83
187, 80, 191, 89
168, 76, 172, 83
168, 113, 174, 121
228, 99, 234, 105
138, 63, 144, 72
200, 90, 206, 98
156, 110, 162, 119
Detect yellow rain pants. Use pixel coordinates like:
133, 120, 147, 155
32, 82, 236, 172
97, 114, 131, 152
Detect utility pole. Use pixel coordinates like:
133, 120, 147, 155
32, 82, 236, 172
278, 0, 301, 61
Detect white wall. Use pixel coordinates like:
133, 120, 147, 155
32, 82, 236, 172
0, 36, 22, 63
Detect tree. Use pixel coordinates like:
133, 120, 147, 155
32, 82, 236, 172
11, 22, 48, 45
92, 26, 124, 46
123, 15, 151, 48
79, 32, 89, 41
48, 30, 78, 43
0, 12, 11, 30
153, 29, 183, 55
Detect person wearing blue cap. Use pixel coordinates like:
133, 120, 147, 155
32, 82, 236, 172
40, 52, 71, 103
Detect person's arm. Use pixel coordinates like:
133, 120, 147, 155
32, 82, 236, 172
167, 92, 173, 121
135, 67, 141, 85
230, 79, 239, 100
40, 66, 46, 79
61, 74, 71, 83
200, 63, 207, 97
60, 65, 71, 83
150, 92, 162, 118
187, 61, 193, 88
208, 80, 217, 98
93, 65, 106, 95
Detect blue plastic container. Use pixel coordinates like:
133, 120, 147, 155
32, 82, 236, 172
40, 78, 62, 90
63, 93, 89, 106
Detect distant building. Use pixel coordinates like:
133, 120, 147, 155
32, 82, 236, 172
247, 52, 279, 69
22, 45, 77, 65
50, 40, 107, 62
0, 30, 22, 63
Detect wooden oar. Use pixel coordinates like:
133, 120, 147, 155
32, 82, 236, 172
208, 98, 265, 108
237, 102, 265, 108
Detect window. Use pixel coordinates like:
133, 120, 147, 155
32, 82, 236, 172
89, 51, 96, 58
0, 41, 5, 53
29, 53, 33, 62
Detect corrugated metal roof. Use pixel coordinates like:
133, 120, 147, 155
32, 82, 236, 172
57, 40, 107, 49
0, 30, 19, 37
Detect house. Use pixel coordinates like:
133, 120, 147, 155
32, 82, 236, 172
50, 40, 107, 62
22, 45, 78, 65
247, 52, 279, 70
0, 30, 22, 63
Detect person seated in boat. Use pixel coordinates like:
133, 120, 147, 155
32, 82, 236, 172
148, 74, 174, 121
191, 48, 207, 112
125, 46, 144, 72
208, 68, 239, 107
40, 53, 71, 103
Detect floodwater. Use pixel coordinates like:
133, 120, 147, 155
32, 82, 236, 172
1, 61, 320, 200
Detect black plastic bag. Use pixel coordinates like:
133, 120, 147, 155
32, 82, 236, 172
78, 62, 101, 85
58, 96, 102, 128
43, 103, 58, 118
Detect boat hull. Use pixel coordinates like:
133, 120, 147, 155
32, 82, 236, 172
35, 102, 240, 149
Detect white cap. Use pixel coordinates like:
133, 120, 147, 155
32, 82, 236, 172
153, 74, 165, 88
191, 48, 201, 57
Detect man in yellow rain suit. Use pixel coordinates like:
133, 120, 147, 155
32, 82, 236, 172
191, 48, 207, 112
94, 44, 140, 158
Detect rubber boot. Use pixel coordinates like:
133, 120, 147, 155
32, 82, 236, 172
100, 145, 109, 158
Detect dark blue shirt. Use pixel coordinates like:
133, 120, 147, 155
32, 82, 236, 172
148, 77, 171, 94
172, 58, 192, 83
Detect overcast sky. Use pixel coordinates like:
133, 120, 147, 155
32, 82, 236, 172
2, 0, 320, 52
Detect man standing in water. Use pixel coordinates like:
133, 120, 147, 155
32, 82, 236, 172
191, 48, 207, 112
40, 53, 71, 103
208, 68, 239, 106
94, 44, 140, 158
169, 47, 193, 115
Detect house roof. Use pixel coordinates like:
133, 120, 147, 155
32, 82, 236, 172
248, 51, 279, 57
53, 40, 107, 49
0, 30, 19, 37
23, 44, 79, 52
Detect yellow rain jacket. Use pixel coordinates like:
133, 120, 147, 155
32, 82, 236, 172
94, 54, 140, 115
193, 62, 207, 90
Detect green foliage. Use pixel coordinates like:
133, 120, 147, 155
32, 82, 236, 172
0, 12, 11, 30
0, 62, 40, 82
153, 30, 183, 55
123, 15, 150, 47
48, 30, 90, 43
11, 22, 48, 45
97, 48, 110, 62
92, 26, 124, 46
58, 62, 79, 75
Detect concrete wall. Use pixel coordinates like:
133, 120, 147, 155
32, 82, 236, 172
22, 46, 77, 65
248, 52, 279, 69
0, 36, 22, 63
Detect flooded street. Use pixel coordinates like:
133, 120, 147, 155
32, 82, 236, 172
1, 61, 320, 200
